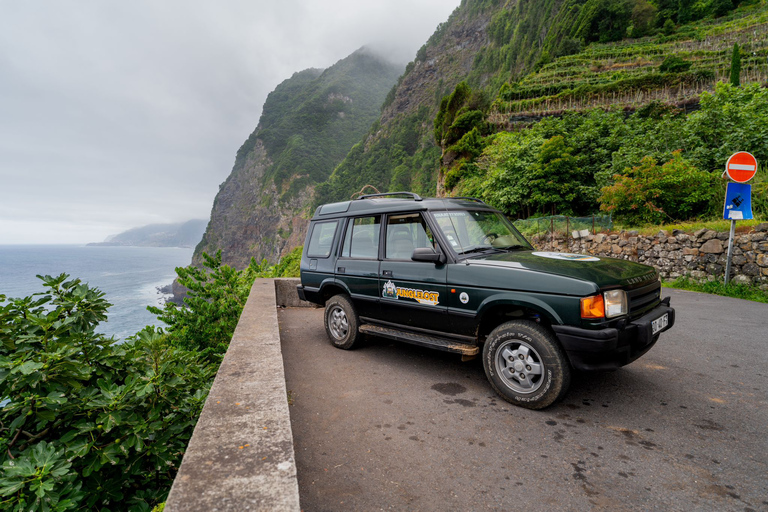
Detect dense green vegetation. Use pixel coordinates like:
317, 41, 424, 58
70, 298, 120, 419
451, 82, 768, 222
314, 105, 442, 204
0, 250, 301, 511
320, 0, 767, 229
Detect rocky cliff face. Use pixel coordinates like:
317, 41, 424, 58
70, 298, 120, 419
194, 139, 309, 269
193, 49, 402, 269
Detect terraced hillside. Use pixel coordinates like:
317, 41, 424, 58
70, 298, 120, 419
490, 4, 768, 122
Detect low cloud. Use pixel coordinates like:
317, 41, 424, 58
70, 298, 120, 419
0, 0, 459, 244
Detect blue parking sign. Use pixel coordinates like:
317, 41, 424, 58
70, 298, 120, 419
723, 182, 752, 220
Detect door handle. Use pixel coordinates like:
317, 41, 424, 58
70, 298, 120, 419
382, 270, 393, 277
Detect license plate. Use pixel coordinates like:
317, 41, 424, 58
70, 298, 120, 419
652, 313, 669, 335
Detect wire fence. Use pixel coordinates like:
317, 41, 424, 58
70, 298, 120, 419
513, 215, 613, 240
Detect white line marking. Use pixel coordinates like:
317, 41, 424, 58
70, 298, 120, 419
729, 163, 756, 171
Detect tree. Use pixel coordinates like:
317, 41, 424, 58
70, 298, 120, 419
527, 136, 595, 215
712, 0, 733, 17
730, 42, 741, 87
662, 18, 676, 35
599, 151, 717, 224
677, 0, 693, 24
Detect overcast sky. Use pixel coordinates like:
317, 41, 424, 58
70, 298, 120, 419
0, 0, 460, 244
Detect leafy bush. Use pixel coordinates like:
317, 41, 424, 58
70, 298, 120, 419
0, 247, 297, 510
599, 151, 718, 224
659, 55, 691, 72
148, 251, 259, 361
149, 249, 300, 361
0, 275, 216, 511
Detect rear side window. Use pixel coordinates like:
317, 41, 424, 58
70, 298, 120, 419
306, 220, 339, 258
341, 216, 381, 259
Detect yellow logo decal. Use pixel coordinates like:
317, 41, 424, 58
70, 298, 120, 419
382, 280, 440, 306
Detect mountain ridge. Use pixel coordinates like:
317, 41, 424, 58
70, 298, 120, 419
193, 47, 403, 269
88, 219, 207, 248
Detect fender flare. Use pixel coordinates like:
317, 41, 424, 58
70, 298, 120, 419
318, 278, 352, 299
476, 292, 564, 326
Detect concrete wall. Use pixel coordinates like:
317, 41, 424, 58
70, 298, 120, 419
165, 278, 307, 512
531, 222, 768, 288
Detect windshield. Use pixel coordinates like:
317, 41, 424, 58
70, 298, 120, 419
432, 210, 533, 256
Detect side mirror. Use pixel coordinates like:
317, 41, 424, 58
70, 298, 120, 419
411, 247, 445, 264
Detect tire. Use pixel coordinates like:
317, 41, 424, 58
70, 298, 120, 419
482, 320, 571, 410
324, 295, 362, 349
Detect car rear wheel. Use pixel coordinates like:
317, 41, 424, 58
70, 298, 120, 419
324, 295, 362, 349
482, 320, 571, 410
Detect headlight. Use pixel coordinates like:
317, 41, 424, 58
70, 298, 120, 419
603, 289, 628, 318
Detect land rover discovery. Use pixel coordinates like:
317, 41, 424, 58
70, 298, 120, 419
297, 193, 675, 409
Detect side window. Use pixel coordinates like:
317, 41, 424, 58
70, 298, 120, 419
385, 213, 435, 260
341, 216, 381, 259
306, 220, 339, 258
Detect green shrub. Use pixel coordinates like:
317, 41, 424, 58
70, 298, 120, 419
599, 151, 717, 224
0, 275, 216, 511
148, 251, 260, 361
659, 55, 692, 72
0, 248, 292, 510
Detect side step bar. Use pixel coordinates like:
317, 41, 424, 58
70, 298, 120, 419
359, 324, 479, 356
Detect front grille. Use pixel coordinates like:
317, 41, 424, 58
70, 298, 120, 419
627, 280, 661, 318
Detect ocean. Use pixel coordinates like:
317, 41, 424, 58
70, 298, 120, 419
0, 245, 194, 340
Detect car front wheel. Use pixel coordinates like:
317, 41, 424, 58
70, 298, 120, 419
324, 295, 362, 349
482, 320, 571, 410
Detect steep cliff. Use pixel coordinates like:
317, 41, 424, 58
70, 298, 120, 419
194, 48, 402, 269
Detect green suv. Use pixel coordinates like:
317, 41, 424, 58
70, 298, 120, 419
297, 193, 674, 409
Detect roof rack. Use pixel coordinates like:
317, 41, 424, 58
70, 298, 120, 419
450, 196, 487, 204
356, 191, 423, 201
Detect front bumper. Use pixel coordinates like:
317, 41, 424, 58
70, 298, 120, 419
552, 299, 675, 371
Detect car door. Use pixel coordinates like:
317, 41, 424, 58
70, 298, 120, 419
335, 215, 381, 319
378, 212, 448, 332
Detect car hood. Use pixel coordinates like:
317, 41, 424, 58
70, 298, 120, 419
465, 250, 658, 289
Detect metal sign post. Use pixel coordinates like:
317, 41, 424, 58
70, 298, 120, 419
724, 219, 737, 285
722, 153, 757, 285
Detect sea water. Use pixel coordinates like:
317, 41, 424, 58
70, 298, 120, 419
0, 245, 194, 340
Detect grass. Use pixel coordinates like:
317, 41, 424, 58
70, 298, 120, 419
663, 276, 768, 303
620, 218, 765, 236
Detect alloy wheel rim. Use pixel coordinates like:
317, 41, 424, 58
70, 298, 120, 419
495, 340, 544, 394
328, 306, 349, 340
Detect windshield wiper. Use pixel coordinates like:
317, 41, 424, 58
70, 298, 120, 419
495, 245, 528, 251
457, 246, 497, 257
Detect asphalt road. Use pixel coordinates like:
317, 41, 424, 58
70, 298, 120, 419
279, 289, 768, 511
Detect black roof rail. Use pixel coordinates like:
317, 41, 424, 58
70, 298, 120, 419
450, 196, 487, 204
356, 191, 423, 201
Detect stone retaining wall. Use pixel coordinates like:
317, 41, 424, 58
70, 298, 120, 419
165, 279, 303, 512
531, 222, 768, 288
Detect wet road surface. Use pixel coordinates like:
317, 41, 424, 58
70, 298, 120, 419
279, 289, 768, 511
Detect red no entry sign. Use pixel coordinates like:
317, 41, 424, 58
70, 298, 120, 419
725, 152, 758, 183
